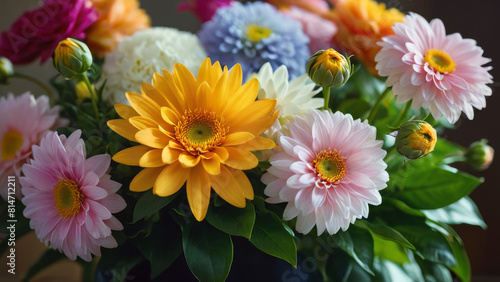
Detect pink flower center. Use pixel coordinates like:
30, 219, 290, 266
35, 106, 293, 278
1, 129, 23, 161
53, 179, 84, 218
424, 49, 455, 73
313, 150, 346, 183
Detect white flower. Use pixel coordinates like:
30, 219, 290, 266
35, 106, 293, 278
102, 27, 207, 105
247, 62, 323, 143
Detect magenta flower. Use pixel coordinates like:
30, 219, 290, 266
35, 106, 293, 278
21, 130, 126, 261
0, 0, 98, 64
177, 0, 234, 22
262, 110, 389, 235
0, 92, 62, 200
375, 13, 493, 124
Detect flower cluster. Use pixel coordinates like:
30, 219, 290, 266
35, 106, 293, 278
0, 0, 494, 281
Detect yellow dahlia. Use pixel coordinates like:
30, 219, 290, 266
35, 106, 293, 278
108, 58, 278, 221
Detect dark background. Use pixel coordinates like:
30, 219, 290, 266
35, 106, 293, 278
0, 0, 499, 281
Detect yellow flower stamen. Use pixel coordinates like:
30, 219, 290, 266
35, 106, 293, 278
53, 179, 83, 218
247, 25, 272, 42
425, 49, 455, 73
1, 130, 23, 161
175, 109, 229, 155
313, 150, 346, 183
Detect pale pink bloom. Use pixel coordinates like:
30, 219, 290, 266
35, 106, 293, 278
375, 13, 493, 124
262, 110, 388, 235
0, 93, 61, 200
21, 130, 126, 261
283, 6, 338, 53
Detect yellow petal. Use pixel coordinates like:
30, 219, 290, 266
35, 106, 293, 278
112, 145, 150, 166
179, 152, 201, 167
227, 64, 243, 95
126, 92, 163, 122
135, 128, 169, 149
213, 147, 229, 161
139, 149, 164, 167
115, 104, 138, 119
141, 82, 168, 107
224, 132, 255, 146
173, 63, 197, 109
129, 116, 159, 130
130, 167, 164, 192
161, 107, 180, 126
197, 58, 222, 89
211, 69, 229, 113
195, 82, 211, 109
224, 78, 259, 120
210, 165, 246, 208
153, 72, 185, 115
162, 146, 181, 164
230, 99, 276, 129
230, 109, 279, 136
154, 162, 189, 197
186, 164, 211, 221
223, 147, 258, 170
229, 168, 254, 200
108, 119, 138, 142
202, 154, 221, 175
236, 137, 276, 151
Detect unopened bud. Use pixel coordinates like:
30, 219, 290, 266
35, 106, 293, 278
466, 139, 494, 171
395, 120, 437, 159
0, 56, 14, 84
53, 38, 93, 79
306, 48, 352, 88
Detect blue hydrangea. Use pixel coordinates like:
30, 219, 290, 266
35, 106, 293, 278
198, 1, 310, 80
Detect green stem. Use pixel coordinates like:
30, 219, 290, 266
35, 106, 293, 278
322, 86, 331, 111
11, 72, 55, 101
367, 87, 391, 124
79, 73, 100, 123
392, 101, 412, 128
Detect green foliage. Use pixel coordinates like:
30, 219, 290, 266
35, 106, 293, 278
206, 202, 256, 238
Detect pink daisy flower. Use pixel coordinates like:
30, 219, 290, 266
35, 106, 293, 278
262, 110, 388, 235
0, 92, 61, 200
375, 13, 493, 124
21, 130, 126, 261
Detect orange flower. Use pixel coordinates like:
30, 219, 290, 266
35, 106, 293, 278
108, 58, 278, 221
329, 0, 404, 74
86, 0, 151, 57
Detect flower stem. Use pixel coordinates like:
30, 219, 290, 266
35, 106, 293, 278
79, 73, 100, 123
11, 72, 55, 101
322, 86, 331, 111
367, 87, 391, 124
392, 100, 412, 127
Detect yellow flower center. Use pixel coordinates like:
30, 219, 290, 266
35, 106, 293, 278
54, 38, 79, 67
313, 150, 346, 183
407, 124, 437, 156
247, 25, 272, 42
175, 109, 228, 154
53, 179, 83, 218
424, 49, 455, 73
1, 130, 23, 161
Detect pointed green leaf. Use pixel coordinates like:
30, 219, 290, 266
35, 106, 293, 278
206, 202, 255, 238
357, 220, 415, 250
132, 190, 179, 223
422, 196, 487, 229
183, 221, 233, 282
332, 226, 374, 276
249, 211, 297, 267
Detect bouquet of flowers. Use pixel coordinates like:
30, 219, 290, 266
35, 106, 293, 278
0, 0, 494, 281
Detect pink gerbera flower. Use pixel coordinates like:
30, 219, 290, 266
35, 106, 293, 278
21, 130, 126, 261
0, 92, 61, 200
262, 110, 388, 235
375, 13, 493, 124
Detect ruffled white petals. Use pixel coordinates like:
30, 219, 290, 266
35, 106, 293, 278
262, 110, 388, 235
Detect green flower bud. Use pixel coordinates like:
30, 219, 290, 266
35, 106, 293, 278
0, 56, 14, 84
306, 48, 352, 88
53, 38, 93, 79
466, 139, 494, 171
395, 120, 437, 159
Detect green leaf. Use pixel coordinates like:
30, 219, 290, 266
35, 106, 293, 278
182, 221, 233, 282
395, 225, 456, 267
448, 235, 471, 282
356, 220, 415, 249
206, 202, 255, 238
132, 190, 179, 223
373, 236, 409, 265
337, 98, 371, 120
249, 211, 297, 267
332, 226, 374, 276
422, 196, 487, 229
97, 241, 144, 282
136, 220, 183, 279
22, 249, 66, 282
394, 160, 483, 209
416, 257, 453, 282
